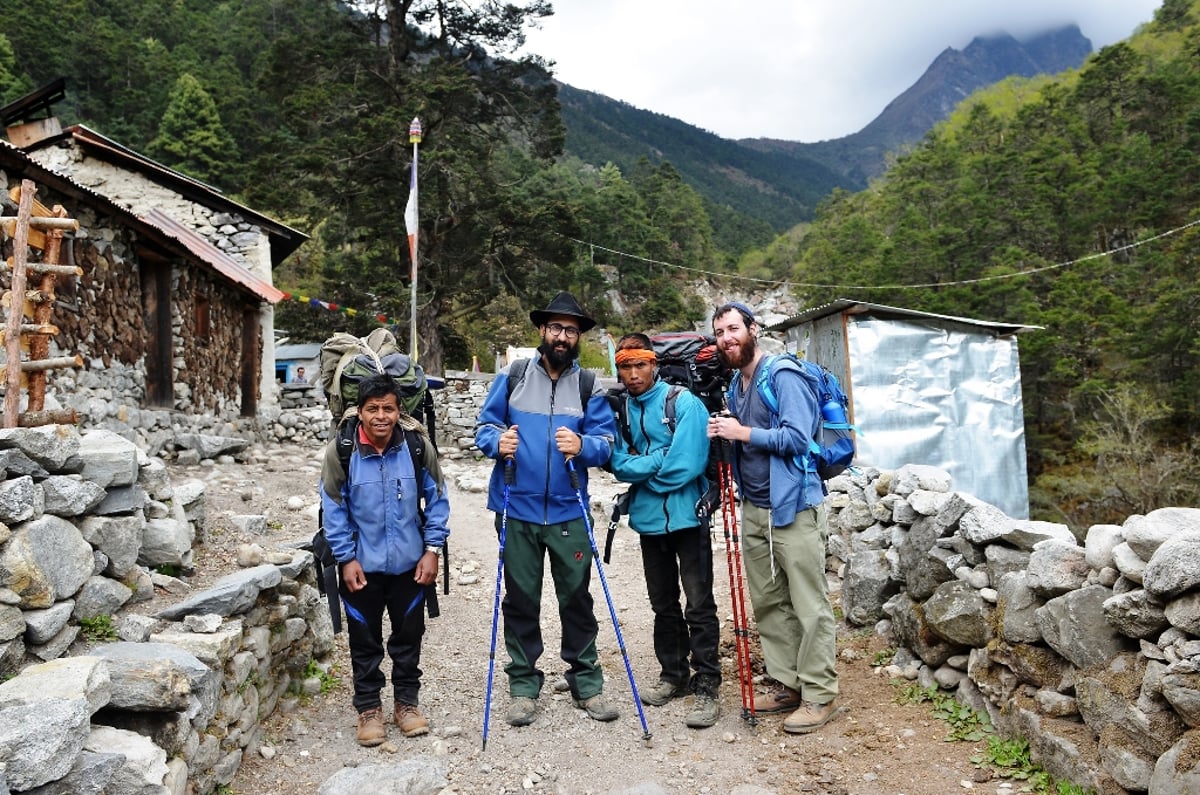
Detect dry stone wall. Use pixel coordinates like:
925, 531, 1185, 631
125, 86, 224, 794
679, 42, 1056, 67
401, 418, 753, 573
0, 426, 334, 795
828, 464, 1200, 795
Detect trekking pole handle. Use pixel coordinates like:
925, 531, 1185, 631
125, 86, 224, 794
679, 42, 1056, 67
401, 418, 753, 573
503, 457, 515, 485
566, 457, 582, 490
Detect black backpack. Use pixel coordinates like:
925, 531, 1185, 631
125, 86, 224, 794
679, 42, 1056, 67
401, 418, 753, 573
310, 418, 446, 633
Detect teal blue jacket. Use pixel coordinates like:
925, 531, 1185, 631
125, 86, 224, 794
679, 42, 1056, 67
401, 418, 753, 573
609, 379, 709, 534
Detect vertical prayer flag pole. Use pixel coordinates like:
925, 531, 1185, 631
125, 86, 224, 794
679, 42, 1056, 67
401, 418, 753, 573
405, 117, 423, 361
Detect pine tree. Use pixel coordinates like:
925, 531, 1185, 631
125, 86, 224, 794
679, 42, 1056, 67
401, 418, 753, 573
148, 73, 239, 185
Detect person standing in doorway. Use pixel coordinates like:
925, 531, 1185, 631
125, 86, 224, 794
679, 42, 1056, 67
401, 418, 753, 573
608, 333, 722, 729
706, 301, 839, 734
474, 291, 619, 727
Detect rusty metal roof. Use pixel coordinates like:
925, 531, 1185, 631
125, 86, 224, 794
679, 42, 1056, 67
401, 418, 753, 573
142, 209, 284, 303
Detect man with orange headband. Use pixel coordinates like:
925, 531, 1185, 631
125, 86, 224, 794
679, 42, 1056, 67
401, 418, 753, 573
609, 333, 721, 729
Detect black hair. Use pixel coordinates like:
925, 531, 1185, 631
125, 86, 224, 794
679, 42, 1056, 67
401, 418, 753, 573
616, 332, 653, 351
712, 301, 756, 328
356, 373, 401, 408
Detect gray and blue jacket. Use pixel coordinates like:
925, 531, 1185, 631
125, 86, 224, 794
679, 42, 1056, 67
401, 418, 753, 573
475, 354, 616, 524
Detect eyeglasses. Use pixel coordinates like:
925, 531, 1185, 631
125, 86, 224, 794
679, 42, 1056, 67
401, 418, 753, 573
545, 322, 581, 339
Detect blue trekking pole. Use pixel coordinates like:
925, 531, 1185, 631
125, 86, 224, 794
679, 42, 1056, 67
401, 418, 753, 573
566, 458, 652, 743
482, 458, 514, 751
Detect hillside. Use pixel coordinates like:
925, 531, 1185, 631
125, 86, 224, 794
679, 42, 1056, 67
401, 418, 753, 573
561, 25, 1095, 234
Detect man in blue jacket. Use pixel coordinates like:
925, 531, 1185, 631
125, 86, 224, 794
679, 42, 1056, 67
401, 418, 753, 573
707, 301, 840, 734
475, 292, 619, 728
321, 374, 450, 747
609, 333, 721, 729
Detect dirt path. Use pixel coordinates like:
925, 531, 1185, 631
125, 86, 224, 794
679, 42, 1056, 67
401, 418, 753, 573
184, 446, 1002, 795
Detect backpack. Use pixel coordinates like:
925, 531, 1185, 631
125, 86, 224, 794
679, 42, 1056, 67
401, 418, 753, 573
319, 328, 434, 438
310, 416, 446, 633
731, 353, 857, 480
650, 332, 730, 414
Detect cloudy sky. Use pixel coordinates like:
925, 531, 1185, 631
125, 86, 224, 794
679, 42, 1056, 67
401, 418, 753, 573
518, 1, 1162, 142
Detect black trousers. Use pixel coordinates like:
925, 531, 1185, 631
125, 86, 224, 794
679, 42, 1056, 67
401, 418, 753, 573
340, 568, 425, 712
639, 525, 721, 686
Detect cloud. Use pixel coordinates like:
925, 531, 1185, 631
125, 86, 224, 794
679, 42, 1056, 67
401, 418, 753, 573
520, 0, 1161, 141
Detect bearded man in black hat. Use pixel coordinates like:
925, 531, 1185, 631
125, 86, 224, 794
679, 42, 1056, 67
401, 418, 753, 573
475, 291, 619, 728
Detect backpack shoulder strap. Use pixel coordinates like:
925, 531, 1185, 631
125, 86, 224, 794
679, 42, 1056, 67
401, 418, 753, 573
663, 384, 685, 434
505, 358, 531, 401
579, 368, 596, 408
335, 416, 359, 476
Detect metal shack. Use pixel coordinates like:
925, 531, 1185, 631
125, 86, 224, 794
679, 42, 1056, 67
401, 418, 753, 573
769, 300, 1040, 518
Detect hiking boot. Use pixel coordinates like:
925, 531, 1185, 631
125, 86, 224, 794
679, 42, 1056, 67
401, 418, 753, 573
394, 703, 429, 737
685, 691, 721, 729
783, 699, 839, 734
753, 683, 801, 714
506, 696, 538, 727
640, 678, 687, 707
573, 692, 620, 722
356, 707, 387, 747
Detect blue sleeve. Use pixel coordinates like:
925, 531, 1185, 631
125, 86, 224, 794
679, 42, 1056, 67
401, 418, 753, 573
644, 394, 709, 493
576, 390, 616, 468
419, 468, 450, 548
474, 373, 511, 460
746, 368, 816, 457
610, 440, 666, 484
319, 465, 357, 564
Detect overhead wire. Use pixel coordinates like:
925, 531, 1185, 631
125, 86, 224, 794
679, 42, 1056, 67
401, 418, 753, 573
565, 214, 1200, 292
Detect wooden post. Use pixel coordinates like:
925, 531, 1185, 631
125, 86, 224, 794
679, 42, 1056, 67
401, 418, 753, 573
3, 180, 35, 428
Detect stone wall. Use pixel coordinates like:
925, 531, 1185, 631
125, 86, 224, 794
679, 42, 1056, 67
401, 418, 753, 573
0, 426, 334, 795
829, 464, 1200, 794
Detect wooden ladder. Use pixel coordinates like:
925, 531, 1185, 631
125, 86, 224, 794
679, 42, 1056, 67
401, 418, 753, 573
1, 178, 84, 428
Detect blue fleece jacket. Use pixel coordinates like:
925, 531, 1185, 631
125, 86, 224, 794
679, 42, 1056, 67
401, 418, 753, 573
320, 424, 450, 574
475, 355, 616, 525
609, 380, 709, 534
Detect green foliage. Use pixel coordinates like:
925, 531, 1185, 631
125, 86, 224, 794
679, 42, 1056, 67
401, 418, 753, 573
79, 615, 118, 642
147, 73, 239, 185
892, 683, 993, 742
870, 647, 896, 666
302, 659, 339, 695
769, 3, 1200, 526
971, 736, 1096, 795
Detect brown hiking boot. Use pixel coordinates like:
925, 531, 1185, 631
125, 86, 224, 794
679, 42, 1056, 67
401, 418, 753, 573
783, 699, 839, 734
394, 703, 429, 737
753, 683, 801, 714
356, 707, 386, 747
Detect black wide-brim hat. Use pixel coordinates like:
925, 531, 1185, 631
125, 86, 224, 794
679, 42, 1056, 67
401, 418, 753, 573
529, 291, 597, 333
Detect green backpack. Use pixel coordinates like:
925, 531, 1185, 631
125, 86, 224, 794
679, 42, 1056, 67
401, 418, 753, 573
318, 328, 429, 425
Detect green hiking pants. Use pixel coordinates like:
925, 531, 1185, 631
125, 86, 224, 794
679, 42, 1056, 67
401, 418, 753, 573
499, 516, 603, 699
741, 502, 839, 704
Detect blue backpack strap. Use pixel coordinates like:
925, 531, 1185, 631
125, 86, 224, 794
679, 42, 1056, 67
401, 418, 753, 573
753, 354, 822, 473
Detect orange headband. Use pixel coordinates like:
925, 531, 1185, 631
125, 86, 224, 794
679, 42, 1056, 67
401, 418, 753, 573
615, 349, 656, 366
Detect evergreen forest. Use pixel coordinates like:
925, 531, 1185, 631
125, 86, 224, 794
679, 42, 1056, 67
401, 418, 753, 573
0, 0, 1197, 527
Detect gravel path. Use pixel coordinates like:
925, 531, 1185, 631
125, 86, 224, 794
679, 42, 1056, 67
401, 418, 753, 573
182, 446, 999, 795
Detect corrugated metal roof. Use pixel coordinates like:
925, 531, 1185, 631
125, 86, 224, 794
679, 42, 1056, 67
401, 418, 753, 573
768, 299, 1041, 336
142, 209, 284, 303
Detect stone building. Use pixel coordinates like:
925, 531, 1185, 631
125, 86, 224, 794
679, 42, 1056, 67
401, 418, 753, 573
0, 83, 306, 448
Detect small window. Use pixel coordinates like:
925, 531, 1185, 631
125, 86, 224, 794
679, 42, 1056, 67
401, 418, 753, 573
196, 294, 211, 340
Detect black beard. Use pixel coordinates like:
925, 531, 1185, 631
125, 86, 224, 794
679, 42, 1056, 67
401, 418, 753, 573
718, 337, 756, 370
538, 340, 578, 370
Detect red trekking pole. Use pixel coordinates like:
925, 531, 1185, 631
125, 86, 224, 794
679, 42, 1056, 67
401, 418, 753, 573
717, 432, 756, 725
